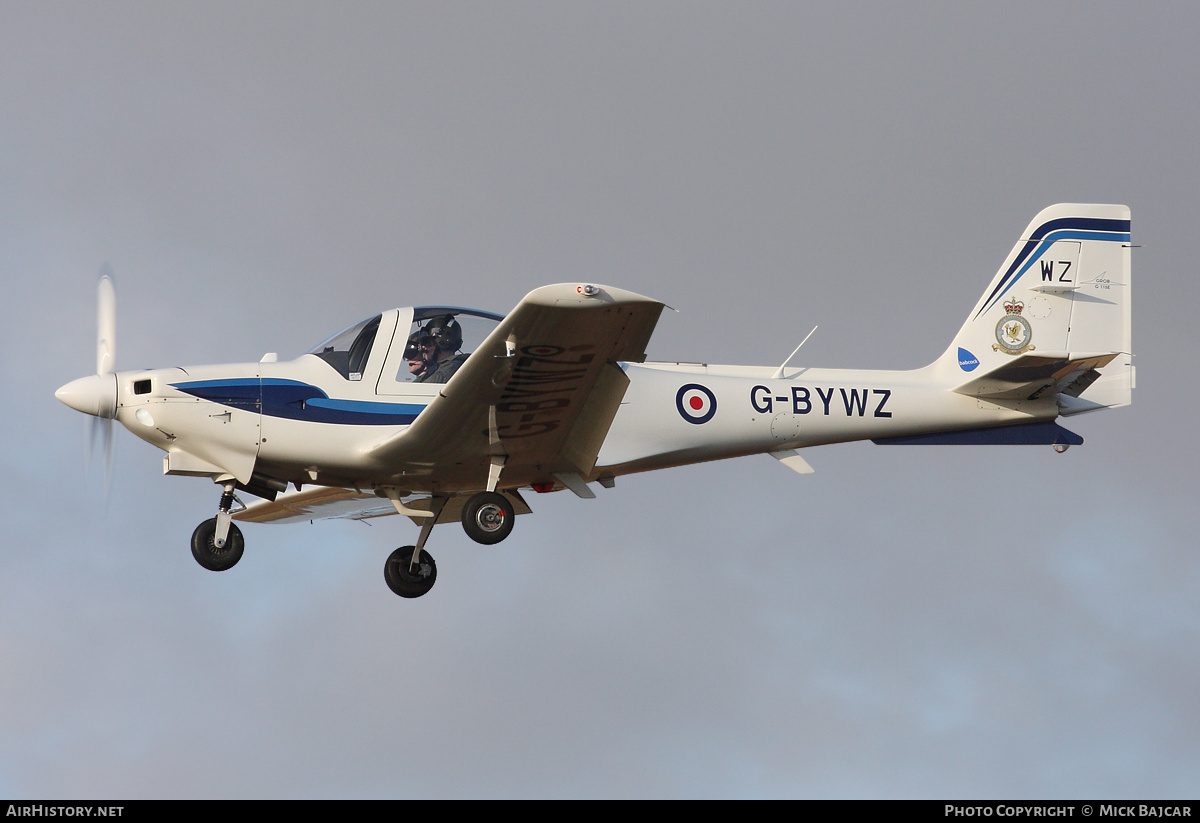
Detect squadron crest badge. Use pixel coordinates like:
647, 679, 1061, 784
993, 297, 1035, 355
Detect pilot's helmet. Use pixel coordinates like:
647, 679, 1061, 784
423, 315, 463, 353
403, 332, 422, 360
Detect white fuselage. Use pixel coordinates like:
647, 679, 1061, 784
110, 351, 1051, 494
594, 360, 1049, 475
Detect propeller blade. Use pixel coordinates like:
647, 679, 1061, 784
86, 266, 118, 502
86, 416, 115, 484
84, 422, 113, 506
97, 266, 115, 375
86, 417, 96, 478
101, 416, 114, 494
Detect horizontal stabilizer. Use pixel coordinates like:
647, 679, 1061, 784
953, 351, 1117, 401
872, 420, 1083, 446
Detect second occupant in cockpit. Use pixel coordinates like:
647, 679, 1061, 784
414, 315, 468, 384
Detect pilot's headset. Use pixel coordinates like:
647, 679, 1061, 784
423, 315, 463, 353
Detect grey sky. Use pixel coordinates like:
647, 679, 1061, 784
2, 2, 1198, 797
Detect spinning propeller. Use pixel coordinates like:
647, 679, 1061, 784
55, 267, 119, 486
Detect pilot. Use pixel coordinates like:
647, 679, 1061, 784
414, 315, 468, 384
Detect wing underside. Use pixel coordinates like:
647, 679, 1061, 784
233, 485, 531, 526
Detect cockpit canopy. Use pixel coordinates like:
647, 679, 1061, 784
307, 307, 504, 382
306, 314, 382, 380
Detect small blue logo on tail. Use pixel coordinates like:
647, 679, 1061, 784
958, 348, 980, 371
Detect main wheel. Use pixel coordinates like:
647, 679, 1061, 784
461, 492, 515, 545
385, 546, 437, 598
191, 518, 245, 571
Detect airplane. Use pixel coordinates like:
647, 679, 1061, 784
56, 203, 1133, 599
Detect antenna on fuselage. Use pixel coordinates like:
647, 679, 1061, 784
771, 325, 818, 380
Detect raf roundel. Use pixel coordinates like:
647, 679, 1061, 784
676, 383, 717, 424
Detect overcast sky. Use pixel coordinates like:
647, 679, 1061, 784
3, 2, 1198, 798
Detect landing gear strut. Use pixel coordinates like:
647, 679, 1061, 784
382, 495, 446, 598
381, 492, 516, 598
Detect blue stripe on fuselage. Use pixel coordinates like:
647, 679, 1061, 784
170, 378, 425, 425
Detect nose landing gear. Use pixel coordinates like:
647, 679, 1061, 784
191, 480, 245, 571
191, 518, 245, 571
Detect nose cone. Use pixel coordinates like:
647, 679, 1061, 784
56, 374, 117, 418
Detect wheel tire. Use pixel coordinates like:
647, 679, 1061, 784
461, 492, 515, 545
191, 518, 245, 572
385, 546, 437, 598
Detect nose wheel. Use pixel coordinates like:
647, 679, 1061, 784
191, 518, 245, 571
191, 480, 246, 571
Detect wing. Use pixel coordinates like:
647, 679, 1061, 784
368, 284, 665, 490
233, 486, 531, 525
233, 486, 398, 524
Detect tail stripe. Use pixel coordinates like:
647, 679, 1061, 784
974, 217, 1130, 319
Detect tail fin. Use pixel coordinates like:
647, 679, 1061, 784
938, 203, 1132, 412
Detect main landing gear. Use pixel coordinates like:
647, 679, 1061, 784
380, 491, 517, 599
461, 491, 515, 545
384, 546, 437, 598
